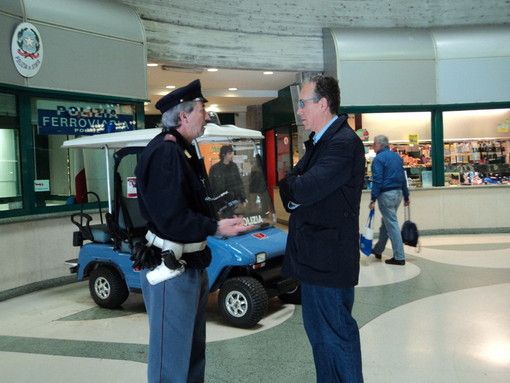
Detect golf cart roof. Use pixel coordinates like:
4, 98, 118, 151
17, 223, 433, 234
61, 123, 264, 150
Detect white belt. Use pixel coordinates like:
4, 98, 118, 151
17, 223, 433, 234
145, 230, 207, 260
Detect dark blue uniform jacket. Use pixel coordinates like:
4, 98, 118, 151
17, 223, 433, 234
279, 114, 365, 288
135, 129, 218, 244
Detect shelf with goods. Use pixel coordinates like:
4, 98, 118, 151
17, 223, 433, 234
364, 137, 510, 187
443, 138, 510, 186
443, 138, 509, 165
364, 140, 432, 189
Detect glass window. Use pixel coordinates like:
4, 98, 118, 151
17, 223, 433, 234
360, 112, 432, 189
32, 98, 137, 207
200, 139, 275, 226
275, 125, 300, 182
443, 108, 510, 186
0, 93, 22, 211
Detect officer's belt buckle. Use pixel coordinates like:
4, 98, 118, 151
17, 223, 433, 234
145, 230, 207, 260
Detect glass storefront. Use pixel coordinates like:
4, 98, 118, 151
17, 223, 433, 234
442, 109, 510, 186
0, 89, 141, 218
31, 98, 137, 207
359, 109, 510, 188
360, 112, 432, 188
0, 93, 22, 211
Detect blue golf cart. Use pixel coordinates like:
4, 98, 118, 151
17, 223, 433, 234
63, 123, 300, 328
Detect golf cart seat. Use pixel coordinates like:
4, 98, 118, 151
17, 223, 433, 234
71, 213, 111, 244
71, 192, 112, 246
106, 196, 147, 253
106, 147, 148, 253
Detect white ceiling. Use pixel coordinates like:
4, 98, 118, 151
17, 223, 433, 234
144, 65, 298, 115
128, 0, 510, 117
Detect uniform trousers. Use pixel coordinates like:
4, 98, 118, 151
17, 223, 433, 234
301, 282, 363, 383
140, 268, 209, 383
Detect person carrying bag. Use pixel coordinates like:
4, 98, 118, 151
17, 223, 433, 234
360, 209, 375, 256
401, 205, 419, 248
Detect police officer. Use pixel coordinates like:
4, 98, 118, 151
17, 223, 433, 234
135, 79, 248, 383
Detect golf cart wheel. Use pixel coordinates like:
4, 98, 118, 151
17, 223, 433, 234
278, 284, 302, 304
218, 276, 268, 329
89, 266, 129, 308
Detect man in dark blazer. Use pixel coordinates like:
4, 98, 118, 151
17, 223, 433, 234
279, 76, 365, 383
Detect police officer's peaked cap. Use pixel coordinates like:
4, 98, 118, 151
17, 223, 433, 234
155, 79, 208, 114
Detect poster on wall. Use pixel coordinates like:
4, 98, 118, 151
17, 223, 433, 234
497, 119, 510, 133
37, 100, 136, 135
355, 128, 369, 142
126, 177, 137, 198
408, 134, 419, 144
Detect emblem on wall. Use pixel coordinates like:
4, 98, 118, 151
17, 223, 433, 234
11, 22, 44, 78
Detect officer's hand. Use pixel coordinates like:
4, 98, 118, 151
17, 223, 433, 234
217, 217, 253, 236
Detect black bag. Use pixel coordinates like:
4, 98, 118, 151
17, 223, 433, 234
401, 206, 419, 247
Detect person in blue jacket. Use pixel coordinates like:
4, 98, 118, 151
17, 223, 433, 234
368, 135, 410, 265
279, 75, 365, 383
135, 79, 248, 383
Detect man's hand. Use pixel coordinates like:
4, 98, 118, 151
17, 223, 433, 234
368, 201, 376, 210
404, 199, 410, 207
216, 216, 253, 236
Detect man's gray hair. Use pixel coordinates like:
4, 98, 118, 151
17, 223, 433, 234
158, 101, 196, 129
374, 135, 390, 148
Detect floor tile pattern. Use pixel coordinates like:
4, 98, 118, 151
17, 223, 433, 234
1, 234, 509, 382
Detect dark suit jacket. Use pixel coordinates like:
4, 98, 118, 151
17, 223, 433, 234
279, 114, 365, 288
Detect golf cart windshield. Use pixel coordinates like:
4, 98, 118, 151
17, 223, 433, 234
198, 138, 275, 227
61, 123, 276, 231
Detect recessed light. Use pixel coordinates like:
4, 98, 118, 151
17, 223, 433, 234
147, 63, 158, 67
263, 71, 273, 75
166, 85, 176, 89
207, 68, 218, 72
228, 87, 238, 91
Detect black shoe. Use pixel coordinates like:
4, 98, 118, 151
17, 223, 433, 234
371, 251, 382, 259
385, 258, 405, 266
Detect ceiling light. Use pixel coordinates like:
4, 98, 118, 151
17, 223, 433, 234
209, 104, 218, 107
228, 87, 238, 91
207, 68, 218, 72
147, 63, 158, 67
161, 64, 203, 73
263, 71, 273, 75
166, 85, 176, 89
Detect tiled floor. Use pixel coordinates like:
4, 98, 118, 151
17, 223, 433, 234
1, 233, 509, 382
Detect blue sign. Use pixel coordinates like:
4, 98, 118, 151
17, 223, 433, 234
38, 105, 135, 135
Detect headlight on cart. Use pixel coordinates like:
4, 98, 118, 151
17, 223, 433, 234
252, 252, 267, 269
256, 252, 266, 263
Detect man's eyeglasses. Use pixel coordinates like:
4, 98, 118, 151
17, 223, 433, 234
297, 97, 320, 109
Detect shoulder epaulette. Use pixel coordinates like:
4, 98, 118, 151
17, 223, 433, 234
164, 134, 177, 142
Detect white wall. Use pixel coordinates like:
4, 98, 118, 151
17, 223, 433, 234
274, 186, 510, 234
360, 109, 510, 143
362, 112, 431, 142
0, 214, 85, 292
443, 109, 510, 140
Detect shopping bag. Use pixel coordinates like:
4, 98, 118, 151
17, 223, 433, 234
401, 206, 419, 247
360, 209, 375, 256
